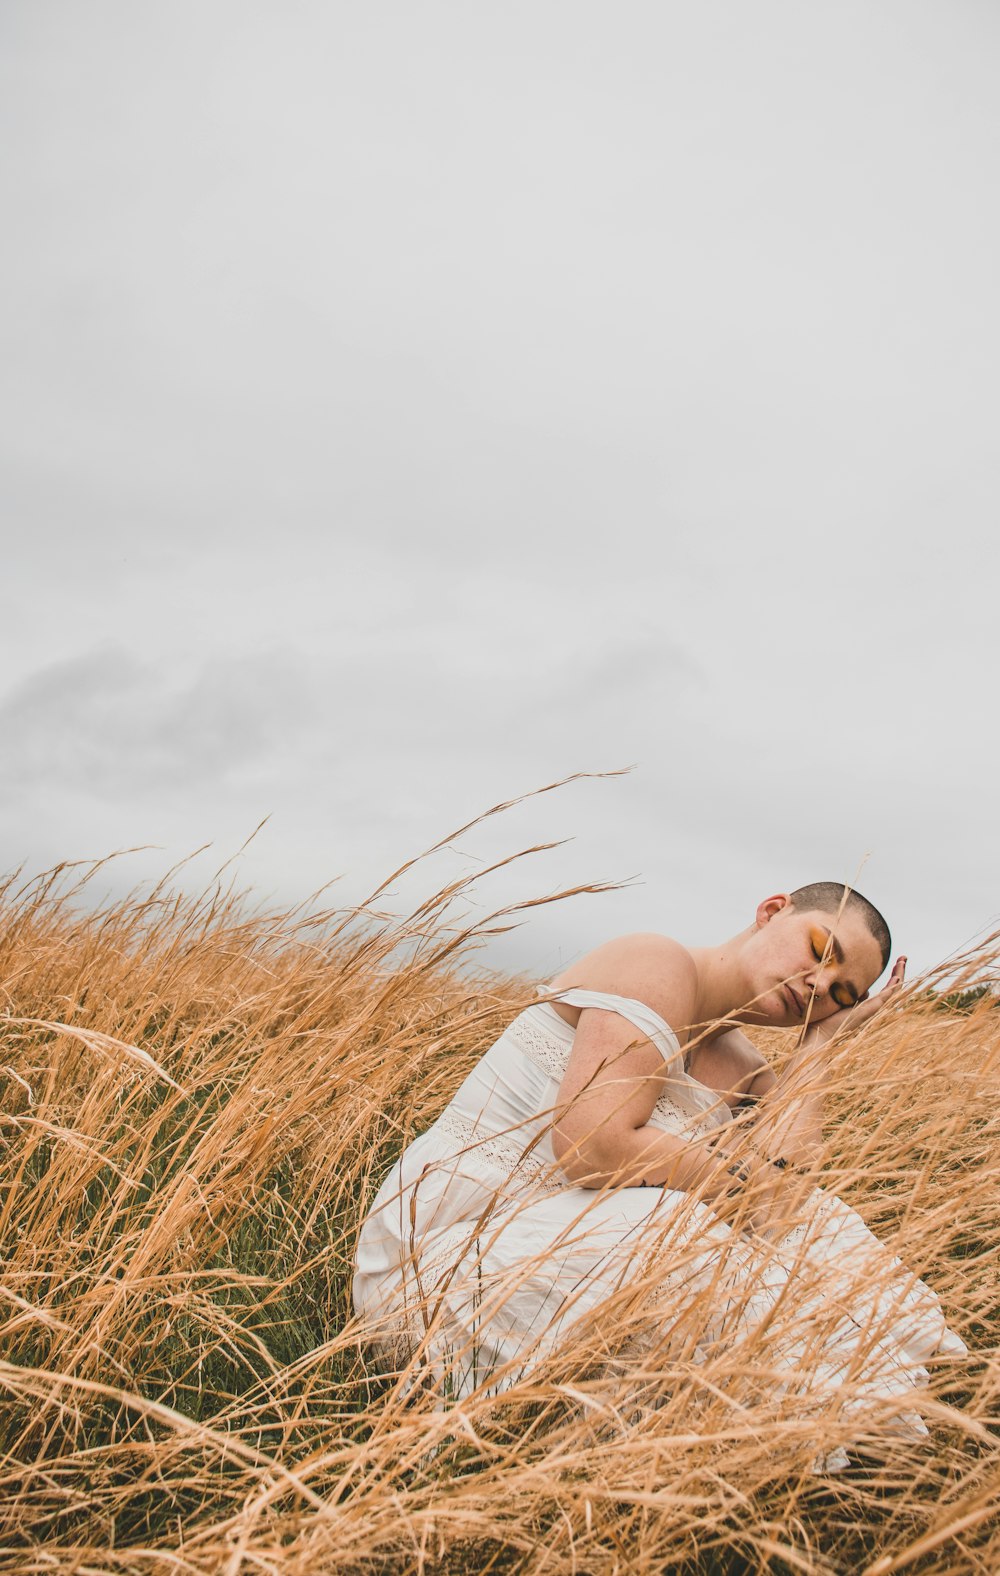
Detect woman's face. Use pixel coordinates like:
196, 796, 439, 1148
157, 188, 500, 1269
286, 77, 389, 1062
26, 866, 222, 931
745, 896, 886, 1028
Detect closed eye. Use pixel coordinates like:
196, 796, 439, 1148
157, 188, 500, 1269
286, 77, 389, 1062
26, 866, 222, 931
831, 982, 858, 1009
810, 926, 858, 1008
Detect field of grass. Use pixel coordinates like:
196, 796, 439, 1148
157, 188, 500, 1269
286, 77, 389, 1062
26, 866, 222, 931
1, 828, 998, 1574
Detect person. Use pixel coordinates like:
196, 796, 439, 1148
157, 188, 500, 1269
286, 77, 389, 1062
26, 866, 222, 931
352, 884, 966, 1456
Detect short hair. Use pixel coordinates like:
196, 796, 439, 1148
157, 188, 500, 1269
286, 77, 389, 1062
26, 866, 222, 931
787, 882, 891, 974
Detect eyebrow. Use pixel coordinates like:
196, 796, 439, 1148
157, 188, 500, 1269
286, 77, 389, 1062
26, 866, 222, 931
820, 926, 845, 966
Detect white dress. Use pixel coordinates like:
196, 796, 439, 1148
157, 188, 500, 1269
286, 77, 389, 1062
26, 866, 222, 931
352, 989, 966, 1453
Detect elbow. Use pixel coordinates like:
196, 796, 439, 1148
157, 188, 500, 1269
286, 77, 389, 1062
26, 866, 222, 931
554, 1154, 608, 1189
551, 1122, 619, 1189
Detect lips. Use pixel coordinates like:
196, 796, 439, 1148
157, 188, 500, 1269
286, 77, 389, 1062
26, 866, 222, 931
783, 985, 803, 1019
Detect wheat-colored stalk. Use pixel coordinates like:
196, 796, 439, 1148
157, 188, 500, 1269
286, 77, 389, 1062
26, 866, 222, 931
0, 796, 996, 1573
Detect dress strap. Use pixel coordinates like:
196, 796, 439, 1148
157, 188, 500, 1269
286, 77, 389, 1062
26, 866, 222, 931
546, 987, 683, 1071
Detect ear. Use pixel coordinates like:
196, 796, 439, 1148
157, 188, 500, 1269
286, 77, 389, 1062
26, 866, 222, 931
755, 892, 792, 928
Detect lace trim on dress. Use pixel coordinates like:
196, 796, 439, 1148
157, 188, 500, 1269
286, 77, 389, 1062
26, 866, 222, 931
648, 1085, 716, 1135
432, 1107, 564, 1201
505, 1010, 572, 1081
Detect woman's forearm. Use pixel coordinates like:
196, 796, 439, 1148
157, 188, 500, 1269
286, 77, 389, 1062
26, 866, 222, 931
747, 959, 907, 1163
553, 1107, 808, 1241
747, 1038, 828, 1164
554, 1120, 744, 1213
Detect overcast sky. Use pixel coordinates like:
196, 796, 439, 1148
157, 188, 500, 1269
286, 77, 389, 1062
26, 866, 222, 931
2, 1, 998, 982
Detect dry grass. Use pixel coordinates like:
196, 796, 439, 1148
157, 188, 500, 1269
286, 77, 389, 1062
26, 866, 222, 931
0, 811, 997, 1574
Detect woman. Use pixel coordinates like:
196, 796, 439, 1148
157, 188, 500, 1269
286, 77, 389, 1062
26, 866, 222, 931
353, 883, 966, 1451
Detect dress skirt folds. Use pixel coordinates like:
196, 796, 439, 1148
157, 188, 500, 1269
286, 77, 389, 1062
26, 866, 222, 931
352, 990, 966, 1455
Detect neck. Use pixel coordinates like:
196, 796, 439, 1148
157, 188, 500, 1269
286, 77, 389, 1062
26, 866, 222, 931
687, 930, 758, 1038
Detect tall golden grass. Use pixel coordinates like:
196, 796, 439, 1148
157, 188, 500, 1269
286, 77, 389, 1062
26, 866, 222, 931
0, 808, 997, 1574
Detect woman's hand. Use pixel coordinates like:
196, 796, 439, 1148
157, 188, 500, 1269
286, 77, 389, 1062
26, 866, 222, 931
748, 1159, 821, 1241
745, 959, 906, 1172
802, 955, 907, 1048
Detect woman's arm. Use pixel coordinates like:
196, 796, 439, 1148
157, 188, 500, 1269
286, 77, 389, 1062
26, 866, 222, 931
741, 956, 908, 1167
549, 1009, 839, 1238
551, 1004, 750, 1216
685, 1026, 777, 1108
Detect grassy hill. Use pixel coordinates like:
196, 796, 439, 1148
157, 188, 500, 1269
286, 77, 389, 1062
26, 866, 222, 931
0, 851, 997, 1574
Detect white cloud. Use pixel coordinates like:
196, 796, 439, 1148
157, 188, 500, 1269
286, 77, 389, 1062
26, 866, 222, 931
0, 646, 314, 796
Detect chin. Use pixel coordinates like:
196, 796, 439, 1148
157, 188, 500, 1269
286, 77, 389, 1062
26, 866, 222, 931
746, 1002, 782, 1029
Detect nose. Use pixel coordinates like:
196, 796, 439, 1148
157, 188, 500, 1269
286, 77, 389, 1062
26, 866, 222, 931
803, 965, 836, 1002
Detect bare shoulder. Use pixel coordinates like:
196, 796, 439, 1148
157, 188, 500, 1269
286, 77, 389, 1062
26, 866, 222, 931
550, 932, 698, 1028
